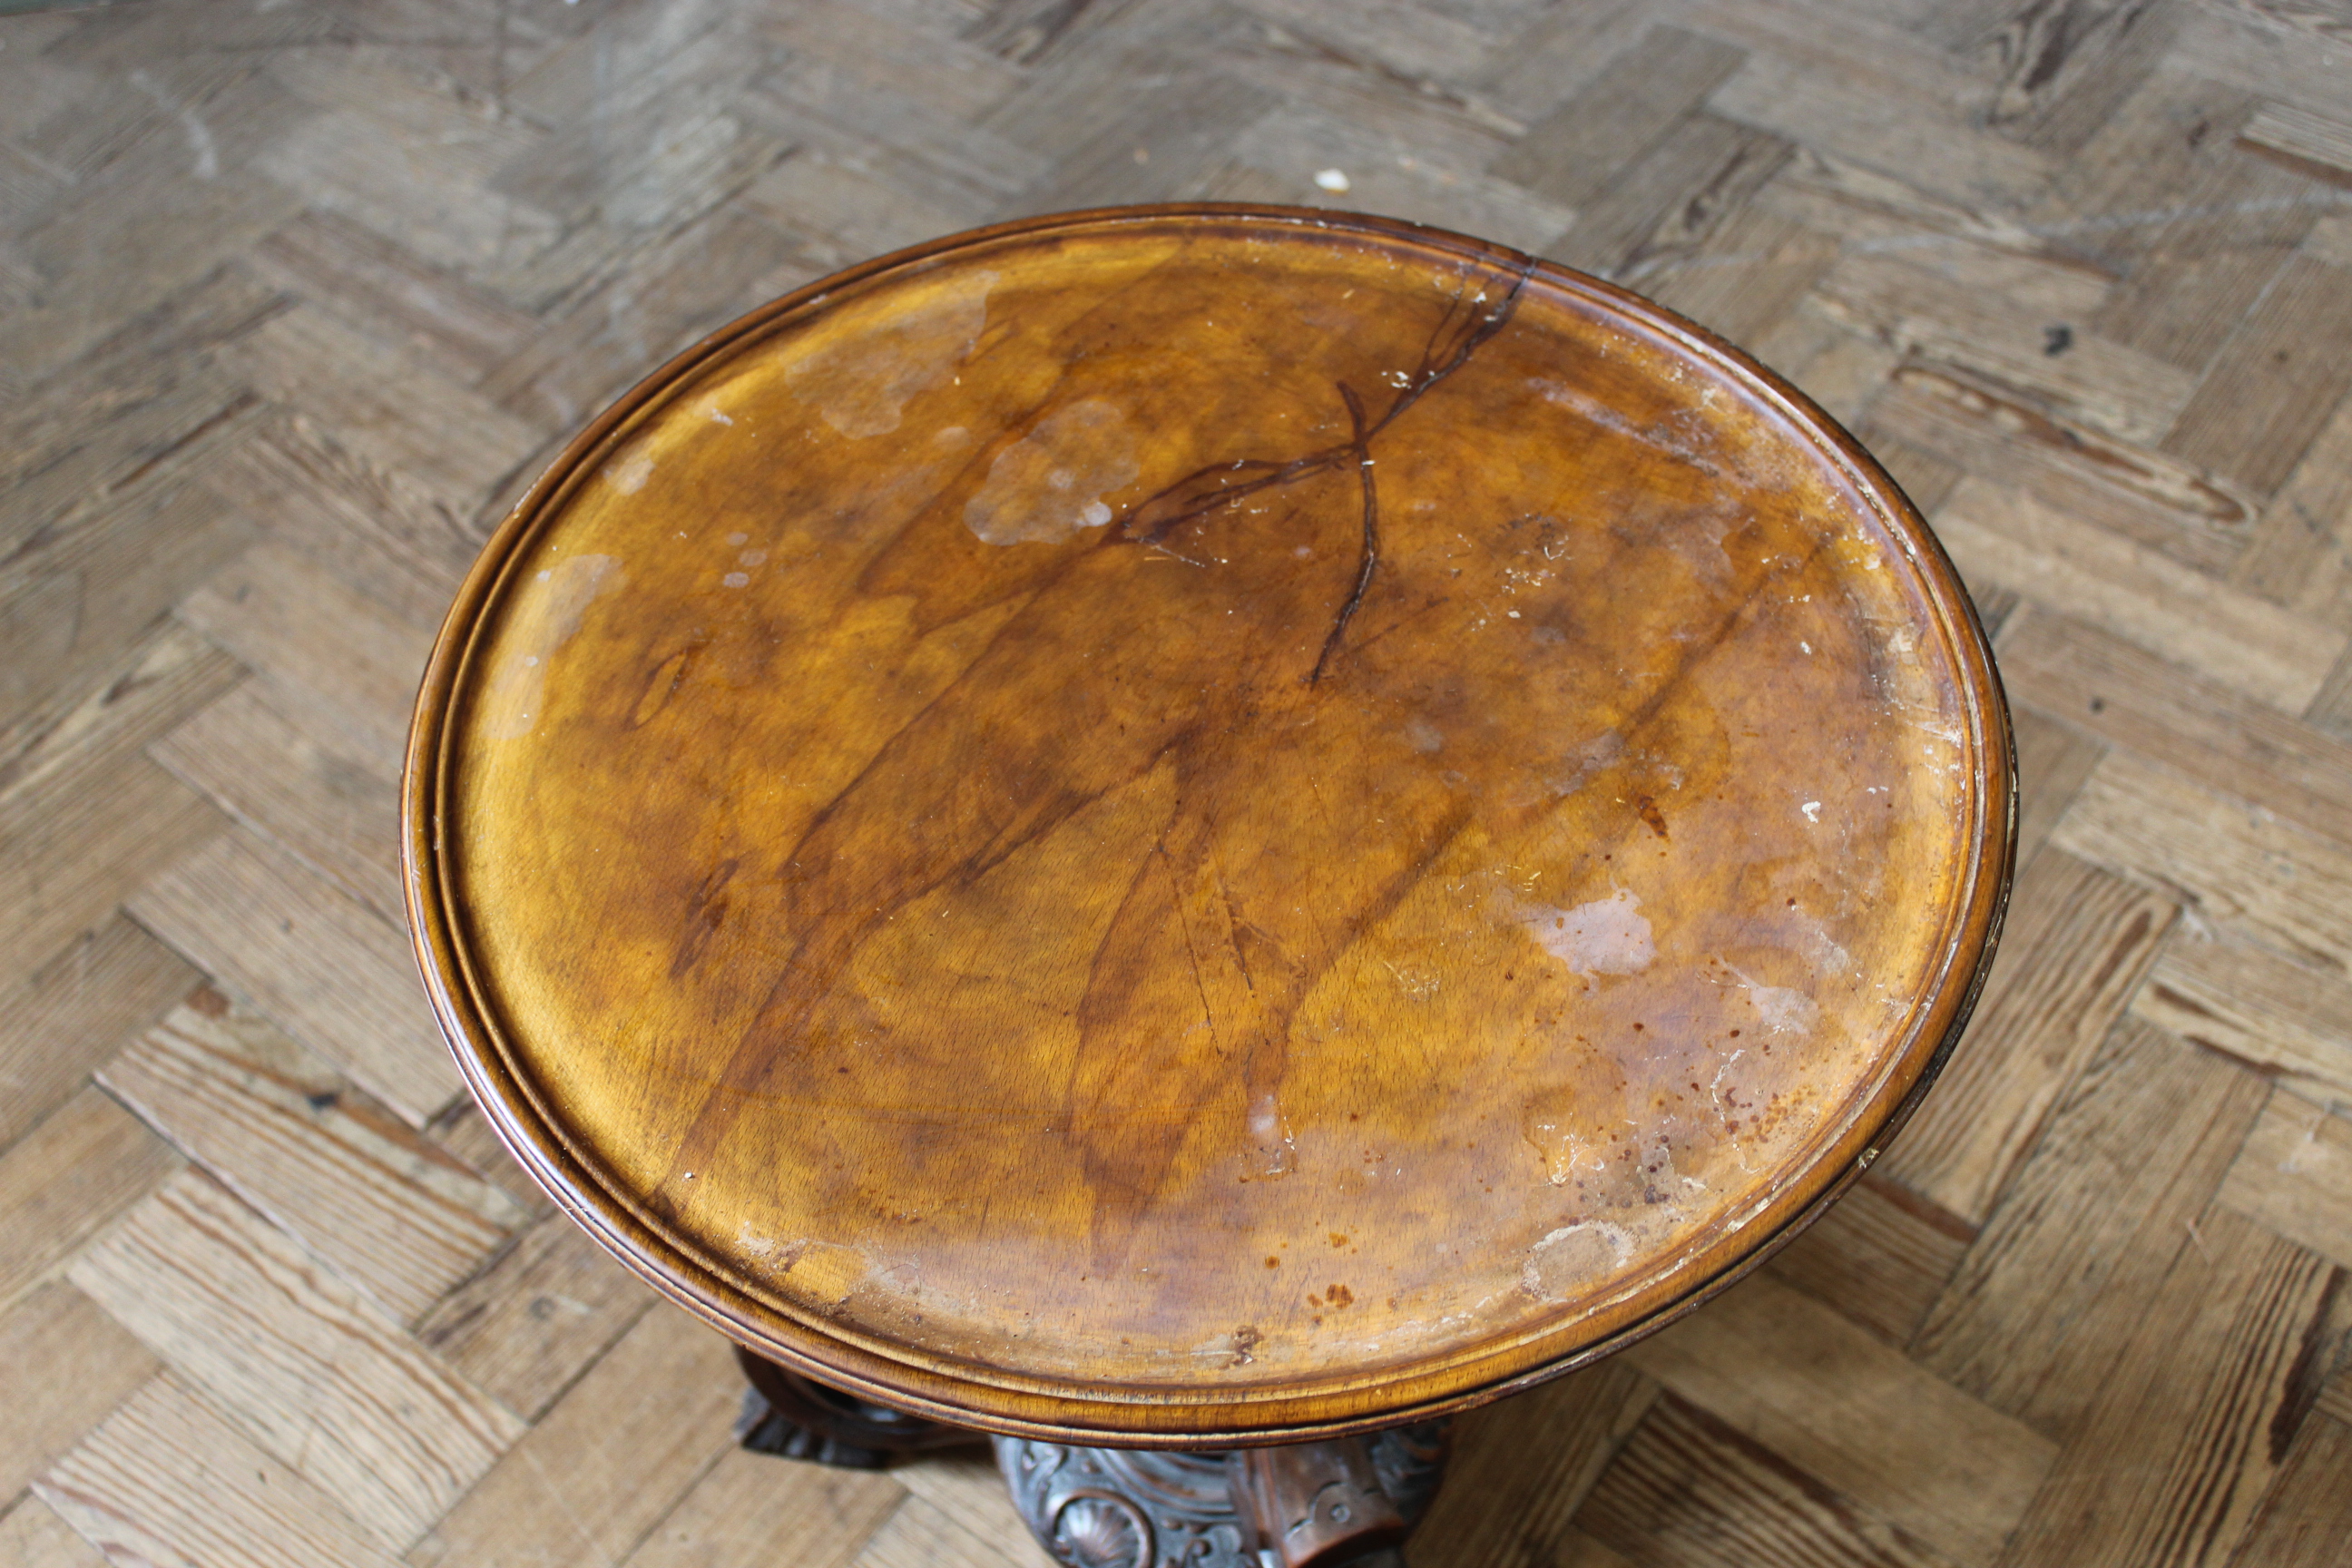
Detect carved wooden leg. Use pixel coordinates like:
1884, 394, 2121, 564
995, 1422, 1450, 1568
732, 1348, 1448, 1563
733, 1348, 981, 1469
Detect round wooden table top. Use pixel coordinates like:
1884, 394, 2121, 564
405, 205, 2013, 1445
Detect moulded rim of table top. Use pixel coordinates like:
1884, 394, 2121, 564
402, 202, 2017, 1446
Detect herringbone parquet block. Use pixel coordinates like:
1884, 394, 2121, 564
4, 0, 2350, 1563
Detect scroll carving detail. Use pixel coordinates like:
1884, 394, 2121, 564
995, 1423, 1449, 1568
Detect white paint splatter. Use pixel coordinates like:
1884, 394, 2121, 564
1524, 889, 1655, 977
605, 447, 655, 494
481, 554, 625, 740
1248, 1093, 1296, 1179
1741, 979, 1820, 1038
1550, 730, 1623, 796
1521, 1094, 1612, 1185
1793, 917, 1852, 978
1526, 377, 1722, 475
964, 399, 1141, 545
786, 270, 997, 437
1523, 1222, 1633, 1301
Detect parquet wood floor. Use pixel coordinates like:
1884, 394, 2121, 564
3, 1, 2349, 1563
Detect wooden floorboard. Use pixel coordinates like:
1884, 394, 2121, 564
2, 0, 2347, 1561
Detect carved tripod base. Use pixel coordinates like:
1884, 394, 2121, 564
731, 1348, 978, 1469
734, 1350, 1449, 1567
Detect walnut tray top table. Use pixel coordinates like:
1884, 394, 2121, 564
403, 204, 2014, 1568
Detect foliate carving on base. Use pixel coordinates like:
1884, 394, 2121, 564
995, 1423, 1449, 1568
997, 1443, 1257, 1568
1232, 1437, 1406, 1564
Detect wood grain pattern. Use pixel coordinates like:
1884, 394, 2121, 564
2220, 1095, 2352, 1272
66, 1168, 524, 1550
1879, 848, 2172, 1225
2002, 706, 2105, 873
173, 543, 436, 779
887, 1454, 1055, 1568
423, 1094, 557, 1223
1547, 113, 1794, 283
1810, 256, 2185, 446
1912, 1018, 2271, 1439
5, 0, 2351, 1557
149, 681, 407, 925
0, 752, 229, 979
407, 202, 2011, 1442
97, 994, 524, 1325
2053, 750, 2352, 973
1489, 26, 1748, 209
1929, 477, 2347, 712
0, 443, 260, 750
0, 619, 243, 829
0, 1281, 158, 1504
2226, 1412, 2352, 1568
2232, 389, 2352, 634
1693, 4, 2052, 207
1996, 608, 2352, 845
1761, 1173, 1974, 1346
1413, 1360, 1658, 1568
128, 826, 461, 1125
621, 1448, 905, 1568
403, 1302, 741, 1568
245, 208, 534, 384
0, 1496, 109, 1568
1621, 1272, 2054, 1564
0, 1086, 181, 1314
2131, 932, 2352, 1106
849, 1492, 1046, 1568
1575, 1392, 1960, 1568
2092, 151, 2318, 377
1644, 202, 1842, 352
414, 1209, 660, 1422
1992, 1207, 2345, 1568
2161, 255, 2352, 495
35, 1376, 402, 1568
1867, 362, 2259, 576
2241, 102, 2352, 181
0, 915, 196, 1149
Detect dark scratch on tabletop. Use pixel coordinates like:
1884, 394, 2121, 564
1119, 255, 1539, 684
